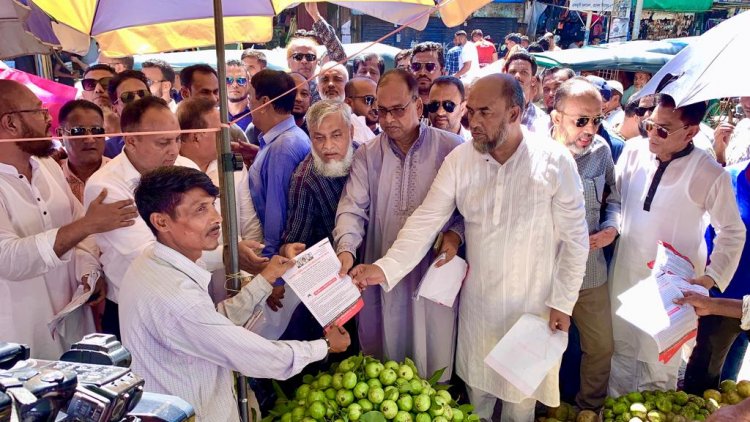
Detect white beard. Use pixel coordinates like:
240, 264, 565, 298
311, 143, 354, 177
321, 91, 345, 102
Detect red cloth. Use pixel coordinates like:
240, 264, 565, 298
475, 42, 496, 66
0, 67, 77, 133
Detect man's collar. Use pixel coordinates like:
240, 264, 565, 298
386, 122, 428, 157
657, 142, 694, 164
153, 242, 212, 291
259, 115, 296, 147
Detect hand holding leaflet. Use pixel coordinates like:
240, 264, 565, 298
281, 238, 363, 331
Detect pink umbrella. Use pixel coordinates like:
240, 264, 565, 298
0, 65, 77, 132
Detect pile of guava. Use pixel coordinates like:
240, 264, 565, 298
266, 355, 478, 422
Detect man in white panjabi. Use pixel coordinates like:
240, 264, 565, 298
351, 74, 589, 422
0, 80, 137, 359
608, 94, 745, 396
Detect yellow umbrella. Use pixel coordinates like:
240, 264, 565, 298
30, 0, 488, 57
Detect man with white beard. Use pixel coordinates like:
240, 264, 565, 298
350, 73, 589, 422
278, 99, 359, 343
317, 63, 348, 102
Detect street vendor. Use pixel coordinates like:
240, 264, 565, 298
120, 165, 350, 421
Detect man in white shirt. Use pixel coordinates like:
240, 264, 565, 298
608, 94, 746, 396
604, 80, 625, 127
0, 80, 137, 359
176, 96, 267, 302
453, 30, 479, 83
351, 74, 589, 422
121, 166, 350, 421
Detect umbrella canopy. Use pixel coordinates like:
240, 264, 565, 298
532, 38, 695, 74
638, 11, 750, 107
29, 0, 450, 57
0, 0, 88, 59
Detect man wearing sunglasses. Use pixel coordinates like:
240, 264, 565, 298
141, 59, 177, 112
286, 35, 322, 104
608, 94, 745, 397
345, 77, 380, 135
410, 42, 445, 117
58, 100, 110, 204
334, 69, 464, 382
0, 80, 137, 359
551, 78, 620, 411
103, 70, 151, 159
427, 76, 470, 141
349, 73, 589, 422
80, 64, 120, 136
225, 60, 253, 132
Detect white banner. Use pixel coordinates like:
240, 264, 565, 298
569, 0, 615, 11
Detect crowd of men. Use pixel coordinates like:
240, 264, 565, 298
2, 10, 750, 422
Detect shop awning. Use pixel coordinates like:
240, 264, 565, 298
643, 0, 713, 12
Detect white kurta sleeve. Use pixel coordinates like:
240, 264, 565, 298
0, 205, 71, 281
546, 153, 589, 315
374, 153, 458, 292
702, 170, 745, 291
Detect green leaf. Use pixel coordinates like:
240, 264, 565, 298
427, 367, 447, 386
360, 411, 387, 422
458, 403, 475, 414
260, 415, 275, 422
271, 380, 289, 402
434, 384, 452, 391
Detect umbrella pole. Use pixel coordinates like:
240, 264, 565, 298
211, 1, 249, 422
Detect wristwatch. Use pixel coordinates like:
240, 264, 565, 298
323, 336, 331, 352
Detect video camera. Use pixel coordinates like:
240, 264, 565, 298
0, 334, 194, 422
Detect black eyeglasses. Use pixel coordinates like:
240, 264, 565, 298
291, 53, 317, 62
377, 98, 415, 118
64, 126, 106, 136
426, 100, 457, 114
562, 112, 605, 128
642, 119, 688, 139
117, 90, 150, 105
81, 77, 113, 92
635, 106, 655, 117
226, 77, 248, 86
351, 95, 376, 106
410, 62, 438, 73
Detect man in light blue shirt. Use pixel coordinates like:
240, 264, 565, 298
247, 70, 311, 259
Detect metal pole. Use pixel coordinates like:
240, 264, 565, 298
210, 1, 248, 421
632, 0, 644, 40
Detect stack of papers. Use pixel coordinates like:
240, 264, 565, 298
415, 253, 468, 307
484, 314, 568, 396
616, 241, 707, 363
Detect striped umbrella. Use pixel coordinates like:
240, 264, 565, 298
29, 0, 488, 57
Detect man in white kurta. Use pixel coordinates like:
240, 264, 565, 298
0, 80, 137, 359
351, 74, 589, 422
608, 94, 746, 395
